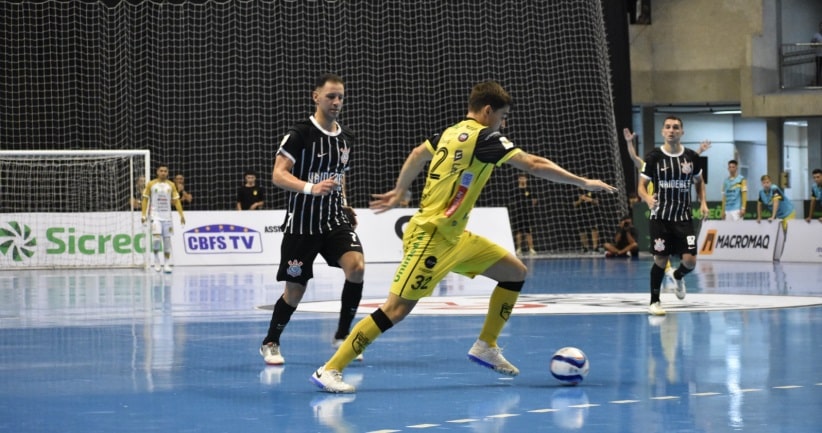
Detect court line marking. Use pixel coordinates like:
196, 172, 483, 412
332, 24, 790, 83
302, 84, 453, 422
290, 293, 822, 316
366, 382, 817, 432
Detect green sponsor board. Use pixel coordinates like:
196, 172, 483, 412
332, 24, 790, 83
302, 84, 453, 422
46, 227, 146, 255
1, 219, 146, 265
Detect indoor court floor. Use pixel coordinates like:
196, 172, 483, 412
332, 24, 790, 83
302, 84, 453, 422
1, 256, 821, 433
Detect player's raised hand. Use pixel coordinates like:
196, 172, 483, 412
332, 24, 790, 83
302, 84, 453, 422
622, 128, 637, 143
370, 189, 403, 214
580, 179, 617, 194
698, 140, 712, 154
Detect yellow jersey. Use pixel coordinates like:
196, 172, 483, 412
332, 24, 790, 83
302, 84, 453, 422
411, 118, 521, 242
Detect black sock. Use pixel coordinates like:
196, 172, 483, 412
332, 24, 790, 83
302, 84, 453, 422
263, 296, 296, 346
335, 280, 364, 340
673, 264, 693, 280
650, 264, 665, 304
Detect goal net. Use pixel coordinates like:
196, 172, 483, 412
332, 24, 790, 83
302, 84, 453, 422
0, 150, 150, 269
1, 0, 626, 257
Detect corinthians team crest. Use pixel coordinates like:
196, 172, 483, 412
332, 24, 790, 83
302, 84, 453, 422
680, 160, 693, 174
340, 146, 350, 165
286, 259, 304, 277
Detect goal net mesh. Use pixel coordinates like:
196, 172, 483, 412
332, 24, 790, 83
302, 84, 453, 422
1, 0, 626, 257
0, 151, 149, 268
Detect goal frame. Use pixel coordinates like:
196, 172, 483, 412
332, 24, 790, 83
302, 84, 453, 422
0, 149, 151, 270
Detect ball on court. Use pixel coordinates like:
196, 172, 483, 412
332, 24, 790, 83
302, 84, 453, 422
550, 347, 589, 385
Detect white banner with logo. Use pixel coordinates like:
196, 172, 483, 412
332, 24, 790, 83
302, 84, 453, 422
779, 220, 822, 263
173, 207, 514, 266
1, 208, 514, 268
0, 212, 147, 268
696, 220, 783, 261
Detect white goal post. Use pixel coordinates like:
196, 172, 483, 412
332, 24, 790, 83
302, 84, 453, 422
0, 150, 151, 269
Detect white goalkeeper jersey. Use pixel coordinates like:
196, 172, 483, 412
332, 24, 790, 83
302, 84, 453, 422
144, 179, 179, 221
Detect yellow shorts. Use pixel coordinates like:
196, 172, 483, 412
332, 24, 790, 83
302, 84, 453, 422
780, 210, 796, 229
389, 223, 509, 301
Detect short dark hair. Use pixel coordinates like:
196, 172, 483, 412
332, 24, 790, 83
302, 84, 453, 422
244, 171, 256, 177
314, 73, 344, 90
468, 81, 511, 112
728, 160, 738, 165
813, 168, 822, 175
663, 116, 683, 128
621, 214, 632, 221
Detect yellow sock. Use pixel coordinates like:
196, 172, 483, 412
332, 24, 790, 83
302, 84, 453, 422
478, 286, 520, 347
665, 260, 672, 273
326, 315, 382, 371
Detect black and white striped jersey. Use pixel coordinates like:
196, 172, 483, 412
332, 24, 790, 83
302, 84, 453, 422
640, 146, 702, 222
276, 116, 354, 234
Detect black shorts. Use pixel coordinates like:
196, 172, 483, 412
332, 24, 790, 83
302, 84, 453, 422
276, 228, 364, 285
648, 219, 697, 257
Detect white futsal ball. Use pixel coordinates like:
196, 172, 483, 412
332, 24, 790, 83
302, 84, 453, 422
550, 347, 590, 385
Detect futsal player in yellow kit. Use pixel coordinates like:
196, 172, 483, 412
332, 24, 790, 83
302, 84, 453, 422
309, 81, 617, 393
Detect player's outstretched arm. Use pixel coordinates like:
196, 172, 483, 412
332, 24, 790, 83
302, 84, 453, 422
370, 142, 432, 214
506, 152, 617, 193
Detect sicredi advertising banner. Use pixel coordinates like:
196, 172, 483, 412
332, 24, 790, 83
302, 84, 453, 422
696, 220, 782, 261
0, 212, 146, 268
1, 208, 514, 268
779, 220, 822, 263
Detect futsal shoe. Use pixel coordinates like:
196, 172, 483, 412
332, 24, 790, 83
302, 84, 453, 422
153, 263, 162, 272
310, 366, 355, 393
648, 301, 666, 316
674, 277, 687, 300
332, 339, 364, 362
662, 268, 677, 292
467, 339, 520, 377
163, 263, 173, 274
260, 342, 285, 365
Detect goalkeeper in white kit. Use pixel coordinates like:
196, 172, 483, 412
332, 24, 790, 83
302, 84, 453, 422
141, 164, 186, 273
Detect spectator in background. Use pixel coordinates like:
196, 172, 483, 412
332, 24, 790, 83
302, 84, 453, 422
236, 171, 265, 210
509, 173, 537, 256
574, 189, 599, 253
757, 174, 795, 229
174, 173, 193, 208
812, 21, 822, 86
805, 168, 822, 223
130, 175, 146, 210
720, 160, 747, 221
603, 215, 639, 258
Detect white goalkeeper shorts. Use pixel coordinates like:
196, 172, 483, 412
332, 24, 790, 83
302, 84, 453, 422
151, 219, 174, 237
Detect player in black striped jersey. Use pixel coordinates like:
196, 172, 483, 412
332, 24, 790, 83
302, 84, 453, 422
638, 116, 709, 316
260, 74, 365, 366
